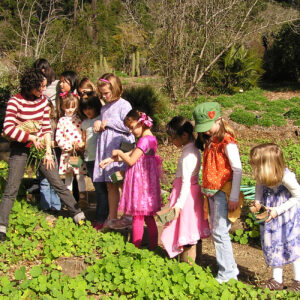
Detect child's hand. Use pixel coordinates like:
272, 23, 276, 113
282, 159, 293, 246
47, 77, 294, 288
265, 207, 278, 223
93, 120, 102, 132
99, 157, 114, 168
228, 200, 239, 212
100, 120, 107, 131
174, 206, 181, 220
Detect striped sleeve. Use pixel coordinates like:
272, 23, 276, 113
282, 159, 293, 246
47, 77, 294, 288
41, 105, 52, 135
3, 97, 29, 143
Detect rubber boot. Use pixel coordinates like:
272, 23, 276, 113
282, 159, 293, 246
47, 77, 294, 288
195, 239, 202, 265
181, 245, 196, 265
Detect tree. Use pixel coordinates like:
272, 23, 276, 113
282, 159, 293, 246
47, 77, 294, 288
125, 0, 300, 99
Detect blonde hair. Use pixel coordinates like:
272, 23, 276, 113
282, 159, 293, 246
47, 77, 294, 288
250, 143, 285, 187
195, 118, 235, 150
61, 93, 79, 113
97, 73, 123, 101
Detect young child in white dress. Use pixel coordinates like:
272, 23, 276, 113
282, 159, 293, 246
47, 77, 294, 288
55, 92, 88, 208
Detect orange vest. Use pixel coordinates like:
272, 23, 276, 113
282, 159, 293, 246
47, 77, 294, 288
202, 133, 237, 190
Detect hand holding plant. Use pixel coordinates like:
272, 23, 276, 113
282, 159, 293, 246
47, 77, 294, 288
265, 207, 278, 223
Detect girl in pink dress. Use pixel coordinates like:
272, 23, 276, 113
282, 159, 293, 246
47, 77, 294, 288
55, 92, 87, 208
100, 110, 162, 249
161, 116, 210, 261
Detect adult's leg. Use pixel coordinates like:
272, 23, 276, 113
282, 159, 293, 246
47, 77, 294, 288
39, 164, 81, 217
106, 182, 122, 220
144, 216, 158, 250
0, 144, 28, 229
209, 191, 238, 282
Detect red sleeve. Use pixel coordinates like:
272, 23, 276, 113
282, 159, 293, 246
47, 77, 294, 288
3, 97, 29, 143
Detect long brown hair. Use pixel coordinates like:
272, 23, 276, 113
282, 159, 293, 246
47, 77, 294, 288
250, 143, 285, 187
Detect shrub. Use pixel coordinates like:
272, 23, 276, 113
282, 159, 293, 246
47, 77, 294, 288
122, 85, 170, 127
230, 109, 257, 126
210, 45, 264, 94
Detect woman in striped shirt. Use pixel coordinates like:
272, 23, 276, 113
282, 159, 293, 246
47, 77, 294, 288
0, 68, 85, 242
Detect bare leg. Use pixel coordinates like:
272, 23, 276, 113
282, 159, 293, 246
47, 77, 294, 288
106, 182, 122, 219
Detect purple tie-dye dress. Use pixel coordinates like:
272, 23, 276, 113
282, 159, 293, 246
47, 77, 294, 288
93, 98, 135, 182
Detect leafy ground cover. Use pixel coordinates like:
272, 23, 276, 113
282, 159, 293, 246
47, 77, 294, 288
0, 86, 299, 298
0, 200, 298, 299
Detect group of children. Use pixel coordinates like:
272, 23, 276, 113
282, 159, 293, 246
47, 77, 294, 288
1, 60, 299, 291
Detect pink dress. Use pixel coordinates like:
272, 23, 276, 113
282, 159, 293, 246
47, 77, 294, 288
55, 114, 86, 175
118, 135, 162, 216
161, 142, 210, 258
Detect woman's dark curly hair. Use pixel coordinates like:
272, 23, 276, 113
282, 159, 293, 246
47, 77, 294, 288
20, 68, 45, 99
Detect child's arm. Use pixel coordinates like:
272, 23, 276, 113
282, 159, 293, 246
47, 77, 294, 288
112, 148, 143, 167
273, 171, 300, 216
225, 143, 242, 211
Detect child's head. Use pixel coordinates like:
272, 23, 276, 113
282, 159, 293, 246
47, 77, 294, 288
97, 73, 122, 103
193, 102, 234, 150
59, 71, 78, 93
79, 91, 101, 120
250, 143, 285, 187
78, 77, 97, 98
166, 116, 194, 147
124, 109, 152, 137
33, 58, 55, 86
61, 93, 79, 117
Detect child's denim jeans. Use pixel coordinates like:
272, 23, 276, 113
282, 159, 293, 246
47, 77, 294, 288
86, 160, 109, 223
39, 175, 61, 211
209, 190, 238, 281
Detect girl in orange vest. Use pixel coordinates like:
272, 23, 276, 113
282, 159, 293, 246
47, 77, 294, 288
193, 102, 242, 283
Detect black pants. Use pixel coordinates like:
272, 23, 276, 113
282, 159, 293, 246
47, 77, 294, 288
0, 142, 81, 227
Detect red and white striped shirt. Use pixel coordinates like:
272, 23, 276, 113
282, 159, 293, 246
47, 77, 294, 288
3, 93, 52, 145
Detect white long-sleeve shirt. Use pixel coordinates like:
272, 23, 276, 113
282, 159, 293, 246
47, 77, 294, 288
255, 170, 300, 216
174, 142, 201, 209
225, 143, 242, 202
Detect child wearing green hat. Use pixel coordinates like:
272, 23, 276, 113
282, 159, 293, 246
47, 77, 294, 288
193, 102, 242, 283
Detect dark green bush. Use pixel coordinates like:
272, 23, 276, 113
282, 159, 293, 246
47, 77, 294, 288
210, 45, 264, 94
230, 109, 257, 126
123, 85, 170, 127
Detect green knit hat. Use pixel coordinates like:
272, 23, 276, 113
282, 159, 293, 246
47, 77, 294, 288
193, 102, 221, 132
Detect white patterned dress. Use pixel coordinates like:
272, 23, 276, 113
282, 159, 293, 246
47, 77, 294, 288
56, 114, 87, 175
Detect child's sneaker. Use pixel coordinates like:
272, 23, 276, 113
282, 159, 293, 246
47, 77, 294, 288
288, 280, 300, 292
260, 278, 284, 291
92, 221, 104, 231
111, 215, 132, 230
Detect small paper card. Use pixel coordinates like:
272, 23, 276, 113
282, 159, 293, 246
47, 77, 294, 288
156, 207, 176, 225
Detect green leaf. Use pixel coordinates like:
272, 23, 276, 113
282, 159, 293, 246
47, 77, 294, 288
30, 265, 42, 278
14, 266, 27, 281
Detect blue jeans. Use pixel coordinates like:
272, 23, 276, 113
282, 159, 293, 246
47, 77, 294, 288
39, 174, 61, 211
209, 190, 238, 281
86, 161, 108, 223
